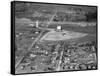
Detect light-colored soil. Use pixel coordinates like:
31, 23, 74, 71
40, 30, 87, 41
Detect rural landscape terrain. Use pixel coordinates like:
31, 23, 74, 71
14, 2, 97, 74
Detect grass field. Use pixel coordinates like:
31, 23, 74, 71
48, 24, 96, 34
40, 30, 87, 41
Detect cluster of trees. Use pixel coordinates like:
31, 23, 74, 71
53, 10, 97, 22
85, 11, 97, 22
15, 3, 97, 22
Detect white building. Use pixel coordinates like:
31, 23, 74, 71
56, 25, 62, 32
57, 26, 61, 30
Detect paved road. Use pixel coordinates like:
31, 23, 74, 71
46, 11, 57, 27
15, 31, 44, 69
52, 44, 60, 63
16, 21, 96, 27
56, 50, 64, 71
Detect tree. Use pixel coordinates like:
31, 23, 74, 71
85, 11, 97, 22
